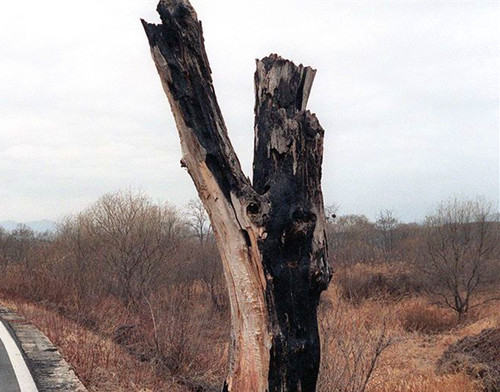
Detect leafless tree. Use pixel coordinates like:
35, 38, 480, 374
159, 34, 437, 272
67, 190, 184, 307
185, 199, 212, 246
423, 197, 499, 322
329, 214, 377, 265
184, 199, 225, 310
0, 227, 9, 263
55, 214, 106, 309
5, 224, 36, 263
375, 210, 399, 254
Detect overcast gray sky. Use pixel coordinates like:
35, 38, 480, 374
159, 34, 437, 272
1, 0, 498, 223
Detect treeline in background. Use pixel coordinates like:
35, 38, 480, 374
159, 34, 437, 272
0, 190, 499, 392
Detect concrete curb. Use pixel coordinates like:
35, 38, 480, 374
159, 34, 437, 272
0, 306, 87, 392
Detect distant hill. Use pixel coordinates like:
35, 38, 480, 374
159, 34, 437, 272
0, 219, 57, 233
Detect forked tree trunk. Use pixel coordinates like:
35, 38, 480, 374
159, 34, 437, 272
142, 1, 331, 390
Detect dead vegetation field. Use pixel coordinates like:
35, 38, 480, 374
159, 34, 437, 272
1, 264, 499, 391
1, 192, 498, 391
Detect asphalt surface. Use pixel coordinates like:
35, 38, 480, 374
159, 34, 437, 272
0, 334, 20, 392
0, 320, 38, 392
0, 305, 87, 392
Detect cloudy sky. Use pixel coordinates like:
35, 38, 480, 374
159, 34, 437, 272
1, 0, 498, 223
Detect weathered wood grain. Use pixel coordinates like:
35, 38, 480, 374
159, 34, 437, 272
142, 1, 331, 390
253, 54, 330, 392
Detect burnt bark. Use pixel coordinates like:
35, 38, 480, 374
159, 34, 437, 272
254, 55, 330, 391
142, 1, 331, 391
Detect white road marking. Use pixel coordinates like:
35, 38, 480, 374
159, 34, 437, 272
0, 321, 38, 392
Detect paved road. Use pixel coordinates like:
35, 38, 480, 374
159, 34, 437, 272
0, 320, 38, 392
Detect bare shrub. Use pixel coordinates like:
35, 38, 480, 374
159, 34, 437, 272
422, 197, 500, 322
60, 190, 185, 307
318, 291, 394, 392
183, 199, 227, 312
328, 214, 378, 265
375, 210, 401, 261
185, 199, 212, 246
0, 224, 37, 263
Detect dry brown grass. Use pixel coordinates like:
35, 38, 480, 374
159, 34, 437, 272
371, 373, 482, 392
0, 298, 184, 392
0, 277, 229, 391
317, 260, 500, 392
1, 258, 498, 391
399, 298, 456, 334
334, 262, 423, 304
318, 287, 396, 392
0, 260, 229, 391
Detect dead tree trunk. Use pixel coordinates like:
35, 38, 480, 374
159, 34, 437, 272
142, 1, 331, 390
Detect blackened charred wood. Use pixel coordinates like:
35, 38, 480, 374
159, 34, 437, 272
142, 1, 331, 391
254, 55, 331, 391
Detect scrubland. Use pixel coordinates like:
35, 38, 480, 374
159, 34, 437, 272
0, 192, 498, 391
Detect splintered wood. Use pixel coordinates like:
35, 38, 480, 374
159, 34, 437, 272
142, 1, 331, 390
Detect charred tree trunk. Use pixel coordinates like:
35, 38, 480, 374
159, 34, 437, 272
142, 1, 331, 391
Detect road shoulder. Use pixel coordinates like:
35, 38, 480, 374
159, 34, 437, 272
0, 305, 87, 392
